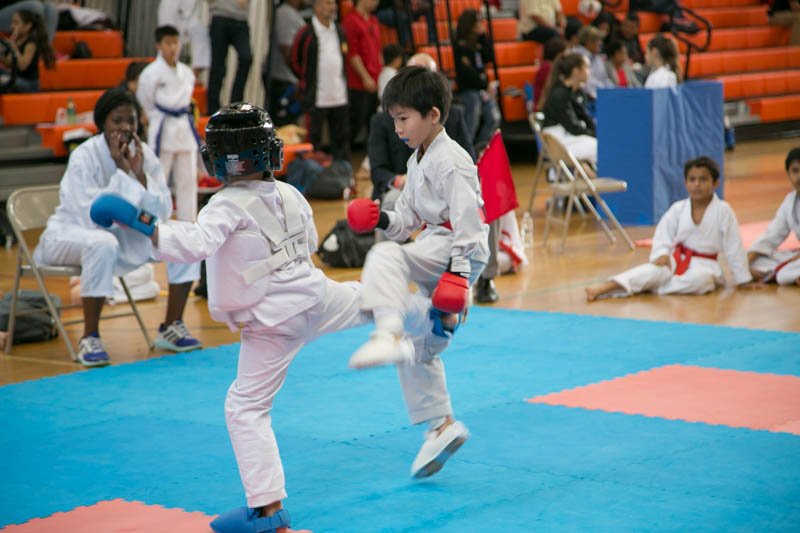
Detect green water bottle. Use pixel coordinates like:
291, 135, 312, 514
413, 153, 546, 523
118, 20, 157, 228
66, 98, 77, 125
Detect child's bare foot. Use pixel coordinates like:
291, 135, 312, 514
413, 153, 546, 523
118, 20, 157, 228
585, 286, 602, 302
585, 280, 623, 302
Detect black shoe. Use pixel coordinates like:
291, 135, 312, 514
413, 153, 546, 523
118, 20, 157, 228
475, 277, 499, 304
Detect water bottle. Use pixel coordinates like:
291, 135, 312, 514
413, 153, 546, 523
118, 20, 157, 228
521, 211, 534, 249
66, 98, 77, 125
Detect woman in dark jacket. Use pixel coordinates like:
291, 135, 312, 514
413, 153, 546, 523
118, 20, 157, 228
453, 9, 500, 151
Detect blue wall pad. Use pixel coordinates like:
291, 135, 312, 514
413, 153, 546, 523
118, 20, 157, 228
1, 308, 798, 531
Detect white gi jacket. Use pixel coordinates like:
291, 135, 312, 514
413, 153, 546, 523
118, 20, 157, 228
37, 134, 172, 275
136, 53, 198, 154
152, 179, 327, 328
650, 194, 751, 285
645, 66, 677, 89
384, 129, 490, 276
748, 191, 800, 257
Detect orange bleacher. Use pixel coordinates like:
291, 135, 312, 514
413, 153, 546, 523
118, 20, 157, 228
411, 17, 518, 46
40, 57, 152, 90
52, 30, 124, 58
639, 27, 790, 53
685, 47, 800, 77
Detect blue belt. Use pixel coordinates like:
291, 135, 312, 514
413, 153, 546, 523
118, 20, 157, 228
154, 102, 203, 156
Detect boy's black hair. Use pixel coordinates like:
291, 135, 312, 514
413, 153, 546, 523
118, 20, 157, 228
785, 147, 800, 170
605, 39, 626, 58
543, 36, 567, 62
382, 44, 405, 66
625, 11, 640, 23
155, 24, 180, 43
124, 61, 149, 82
684, 156, 720, 182
382, 65, 451, 124
94, 86, 139, 131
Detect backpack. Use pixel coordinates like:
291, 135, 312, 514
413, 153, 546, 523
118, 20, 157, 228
305, 160, 354, 200
0, 290, 61, 345
72, 41, 92, 59
317, 219, 374, 268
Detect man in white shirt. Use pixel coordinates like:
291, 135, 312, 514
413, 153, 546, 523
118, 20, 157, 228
292, 0, 350, 160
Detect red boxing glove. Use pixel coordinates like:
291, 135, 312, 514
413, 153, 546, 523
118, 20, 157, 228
432, 272, 469, 314
347, 198, 380, 233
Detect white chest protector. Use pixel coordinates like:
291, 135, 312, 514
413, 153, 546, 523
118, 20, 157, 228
207, 181, 308, 313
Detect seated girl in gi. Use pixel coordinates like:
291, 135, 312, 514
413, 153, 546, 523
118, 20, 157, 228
346, 65, 490, 479
90, 103, 444, 533
585, 156, 757, 301
34, 87, 201, 367
747, 147, 800, 285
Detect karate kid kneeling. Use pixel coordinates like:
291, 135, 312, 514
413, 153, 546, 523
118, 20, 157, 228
346, 65, 490, 479
90, 103, 447, 533
585, 156, 761, 301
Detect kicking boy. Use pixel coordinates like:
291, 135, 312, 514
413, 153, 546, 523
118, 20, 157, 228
90, 103, 444, 533
136, 24, 202, 224
747, 147, 800, 285
585, 156, 757, 301
346, 65, 490, 478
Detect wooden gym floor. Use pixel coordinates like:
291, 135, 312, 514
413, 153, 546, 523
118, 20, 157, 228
1, 137, 798, 385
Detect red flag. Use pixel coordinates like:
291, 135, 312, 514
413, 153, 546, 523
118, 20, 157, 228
477, 130, 518, 223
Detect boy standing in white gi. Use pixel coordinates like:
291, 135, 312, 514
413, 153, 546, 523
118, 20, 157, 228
92, 103, 446, 533
137, 24, 201, 224
585, 156, 759, 301
346, 65, 490, 479
747, 147, 800, 285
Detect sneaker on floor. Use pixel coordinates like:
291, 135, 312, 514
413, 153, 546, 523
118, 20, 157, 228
411, 420, 470, 479
348, 330, 414, 369
77, 333, 110, 367
154, 319, 203, 352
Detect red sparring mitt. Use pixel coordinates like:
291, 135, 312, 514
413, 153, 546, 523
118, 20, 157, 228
347, 198, 380, 233
432, 272, 469, 314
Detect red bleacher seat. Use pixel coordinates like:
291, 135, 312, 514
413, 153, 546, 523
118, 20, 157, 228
685, 46, 800, 77
40, 58, 152, 91
640, 26, 789, 53
52, 31, 124, 59
747, 95, 800, 122
411, 18, 518, 46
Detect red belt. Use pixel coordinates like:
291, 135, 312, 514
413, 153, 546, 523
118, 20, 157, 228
673, 243, 717, 276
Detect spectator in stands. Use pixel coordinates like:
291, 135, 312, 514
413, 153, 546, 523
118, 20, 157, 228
137, 25, 201, 228
0, 0, 57, 44
375, 0, 436, 49
644, 33, 681, 88
32, 87, 201, 367
618, 11, 645, 65
265, 0, 306, 127
572, 24, 612, 99
118, 61, 150, 138
158, 0, 211, 79
0, 8, 54, 92
207, 0, 251, 114
540, 52, 597, 166
343, 0, 382, 148
378, 43, 405, 101
563, 16, 583, 51
292, 0, 350, 160
768, 0, 800, 46
591, 9, 620, 49
534, 36, 566, 109
519, 0, 566, 44
604, 39, 640, 87
454, 9, 500, 152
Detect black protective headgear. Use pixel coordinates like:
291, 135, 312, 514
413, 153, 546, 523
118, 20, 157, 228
201, 103, 284, 183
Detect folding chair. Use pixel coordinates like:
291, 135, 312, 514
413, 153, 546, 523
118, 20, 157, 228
540, 132, 635, 252
5, 185, 153, 361
523, 82, 556, 216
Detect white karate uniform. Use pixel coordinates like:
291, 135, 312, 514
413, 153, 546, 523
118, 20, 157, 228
362, 128, 490, 426
611, 194, 752, 296
33, 134, 198, 298
152, 179, 438, 507
748, 190, 800, 285
137, 53, 199, 223
157, 0, 211, 69
645, 65, 678, 89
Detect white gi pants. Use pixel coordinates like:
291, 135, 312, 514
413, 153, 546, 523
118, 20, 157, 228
542, 124, 597, 165
610, 257, 721, 296
751, 251, 800, 285
34, 226, 199, 297
160, 149, 198, 222
360, 232, 487, 425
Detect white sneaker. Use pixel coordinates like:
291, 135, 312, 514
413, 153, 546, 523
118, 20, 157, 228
410, 420, 470, 479
348, 330, 414, 369
76, 334, 110, 367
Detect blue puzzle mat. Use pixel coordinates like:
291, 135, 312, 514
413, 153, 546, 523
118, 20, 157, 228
2, 308, 799, 531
